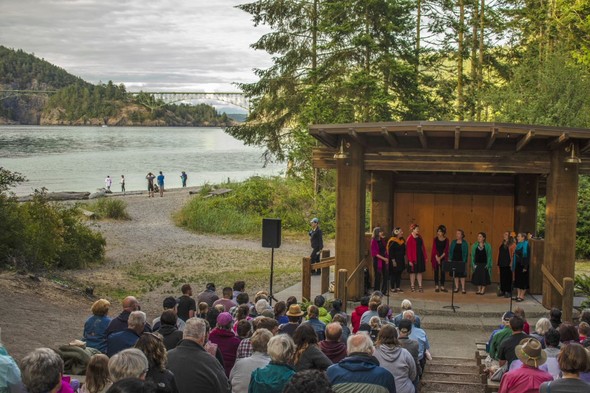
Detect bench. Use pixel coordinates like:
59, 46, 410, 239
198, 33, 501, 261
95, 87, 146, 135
474, 342, 500, 393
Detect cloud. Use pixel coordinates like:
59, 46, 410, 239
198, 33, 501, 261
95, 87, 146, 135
0, 0, 271, 91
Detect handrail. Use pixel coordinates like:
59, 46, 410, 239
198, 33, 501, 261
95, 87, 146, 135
541, 265, 564, 295
542, 264, 574, 322
346, 255, 369, 287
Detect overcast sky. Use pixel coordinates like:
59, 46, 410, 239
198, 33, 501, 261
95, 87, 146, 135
0, 0, 271, 93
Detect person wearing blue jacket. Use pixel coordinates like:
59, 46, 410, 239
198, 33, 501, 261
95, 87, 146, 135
83, 299, 112, 353
327, 333, 396, 393
513, 233, 530, 302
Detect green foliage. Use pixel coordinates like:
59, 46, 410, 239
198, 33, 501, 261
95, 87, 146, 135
575, 274, 590, 308
83, 198, 130, 220
0, 167, 26, 194
175, 176, 336, 236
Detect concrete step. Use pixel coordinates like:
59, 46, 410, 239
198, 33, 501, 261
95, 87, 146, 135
420, 314, 506, 331
420, 380, 486, 393
426, 362, 481, 374
422, 371, 483, 384
429, 357, 477, 366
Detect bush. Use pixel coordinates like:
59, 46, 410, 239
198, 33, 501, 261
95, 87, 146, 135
174, 176, 336, 236
84, 198, 130, 220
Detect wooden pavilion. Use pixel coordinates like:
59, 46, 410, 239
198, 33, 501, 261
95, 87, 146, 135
310, 121, 590, 318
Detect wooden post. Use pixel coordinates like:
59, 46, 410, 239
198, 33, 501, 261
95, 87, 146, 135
302, 257, 311, 302
514, 174, 539, 234
336, 269, 348, 309
563, 277, 574, 323
543, 144, 579, 309
336, 139, 366, 300
320, 250, 331, 295
529, 239, 544, 295
371, 171, 393, 233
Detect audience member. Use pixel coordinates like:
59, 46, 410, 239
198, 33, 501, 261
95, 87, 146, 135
368, 316, 382, 342
397, 319, 421, 376
249, 334, 296, 393
286, 296, 298, 309
360, 296, 381, 325
327, 333, 396, 393
530, 317, 551, 348
487, 311, 514, 354
393, 299, 422, 328
313, 295, 333, 324
283, 369, 335, 393
302, 305, 326, 341
229, 329, 272, 393
20, 348, 64, 393
167, 318, 230, 393
498, 316, 529, 368
213, 287, 238, 312
378, 304, 394, 326
202, 319, 225, 366
197, 302, 209, 319
152, 297, 185, 332
320, 322, 348, 363
176, 285, 196, 322
108, 348, 149, 382
84, 299, 112, 354
332, 314, 351, 344
293, 324, 332, 371
105, 378, 156, 393
233, 305, 251, 334
107, 311, 147, 357
513, 307, 530, 334
206, 307, 221, 331
550, 308, 562, 329
374, 325, 417, 393
230, 293, 250, 318
197, 283, 219, 307
403, 310, 430, 372
106, 296, 150, 336
254, 299, 272, 319
351, 296, 370, 333
489, 312, 515, 359
329, 299, 346, 320
579, 322, 590, 345
542, 328, 562, 378
237, 319, 252, 339
540, 343, 590, 392
155, 310, 183, 350
498, 338, 552, 393
0, 344, 22, 393
81, 354, 111, 393
279, 304, 304, 337
208, 312, 241, 377
559, 323, 580, 345
274, 301, 288, 324
134, 333, 178, 393
581, 309, 590, 326
236, 317, 278, 359
232, 281, 246, 300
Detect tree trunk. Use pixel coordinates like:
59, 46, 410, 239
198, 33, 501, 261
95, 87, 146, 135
457, 0, 465, 121
470, 1, 478, 121
477, 0, 484, 121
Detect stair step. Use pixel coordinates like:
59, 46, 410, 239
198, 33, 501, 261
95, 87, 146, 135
429, 356, 477, 366
420, 315, 505, 331
420, 380, 486, 393
422, 371, 483, 384
426, 363, 480, 374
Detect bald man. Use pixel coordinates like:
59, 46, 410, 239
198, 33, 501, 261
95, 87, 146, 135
319, 323, 347, 363
106, 296, 152, 336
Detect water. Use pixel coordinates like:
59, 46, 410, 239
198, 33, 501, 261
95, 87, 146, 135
0, 126, 284, 196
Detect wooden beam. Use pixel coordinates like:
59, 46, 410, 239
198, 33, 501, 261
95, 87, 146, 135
548, 132, 569, 150
581, 140, 590, 154
454, 127, 461, 150
381, 129, 398, 147
348, 129, 367, 146
516, 129, 535, 152
486, 128, 497, 149
416, 126, 428, 148
318, 130, 338, 148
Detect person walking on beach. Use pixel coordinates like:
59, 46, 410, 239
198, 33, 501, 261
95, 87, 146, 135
309, 218, 323, 275
146, 172, 155, 198
105, 175, 112, 192
181, 171, 188, 187
120, 175, 126, 195
157, 171, 165, 197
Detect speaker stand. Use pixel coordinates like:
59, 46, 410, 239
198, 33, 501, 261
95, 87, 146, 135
269, 247, 275, 306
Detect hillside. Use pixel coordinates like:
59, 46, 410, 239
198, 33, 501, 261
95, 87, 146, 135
0, 46, 233, 126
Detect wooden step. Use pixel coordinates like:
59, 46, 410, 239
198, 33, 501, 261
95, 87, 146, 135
426, 362, 481, 374
422, 371, 483, 384
429, 356, 477, 366
420, 380, 486, 393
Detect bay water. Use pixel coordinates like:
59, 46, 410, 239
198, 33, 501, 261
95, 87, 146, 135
0, 126, 284, 196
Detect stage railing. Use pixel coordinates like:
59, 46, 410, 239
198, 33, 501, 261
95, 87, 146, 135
541, 265, 574, 323
301, 250, 333, 301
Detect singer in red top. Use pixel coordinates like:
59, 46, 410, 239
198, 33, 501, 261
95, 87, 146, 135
406, 224, 427, 292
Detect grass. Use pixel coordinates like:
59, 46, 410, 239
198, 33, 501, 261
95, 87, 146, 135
576, 260, 590, 276
80, 198, 130, 220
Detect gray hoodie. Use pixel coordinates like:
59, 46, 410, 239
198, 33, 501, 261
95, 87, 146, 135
373, 345, 417, 393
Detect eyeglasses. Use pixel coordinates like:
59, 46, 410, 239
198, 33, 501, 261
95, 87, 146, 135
143, 332, 163, 341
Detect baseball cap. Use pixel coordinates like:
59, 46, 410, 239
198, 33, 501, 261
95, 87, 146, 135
310, 218, 319, 223
163, 297, 178, 309
503, 311, 515, 321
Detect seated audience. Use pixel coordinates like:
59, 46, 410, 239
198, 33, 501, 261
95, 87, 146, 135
398, 319, 421, 376
229, 293, 249, 318
152, 297, 185, 332
293, 324, 332, 371
378, 304, 394, 326
302, 305, 326, 341
229, 328, 272, 393
351, 296, 369, 333
105, 378, 156, 393
107, 311, 146, 357
550, 308, 562, 329
155, 310, 183, 351
283, 370, 335, 393
329, 299, 346, 320
213, 287, 238, 312
513, 307, 530, 334
327, 332, 395, 393
208, 312, 241, 377
313, 295, 332, 324
279, 304, 304, 337
249, 334, 296, 393
167, 318, 230, 393
498, 316, 529, 369
403, 310, 430, 372
176, 284, 196, 322
197, 302, 209, 319
202, 319, 225, 367
498, 338, 552, 393
542, 328, 562, 379
332, 314, 351, 344
236, 317, 278, 359
197, 283, 219, 307
233, 305, 251, 334
134, 332, 178, 393
559, 323, 580, 345
487, 311, 514, 354
106, 296, 150, 336
360, 296, 381, 326
206, 307, 221, 331
274, 301, 288, 324
530, 317, 551, 348
374, 325, 417, 393
81, 354, 111, 393
540, 343, 590, 392
579, 322, 590, 345
232, 281, 246, 300
20, 348, 64, 393
320, 322, 348, 363
253, 299, 272, 319
393, 299, 422, 328
84, 299, 112, 354
236, 319, 252, 341
368, 316, 382, 342
490, 312, 516, 360
108, 348, 149, 382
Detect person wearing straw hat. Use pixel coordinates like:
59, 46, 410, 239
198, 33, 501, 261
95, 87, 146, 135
498, 337, 552, 393
279, 304, 304, 337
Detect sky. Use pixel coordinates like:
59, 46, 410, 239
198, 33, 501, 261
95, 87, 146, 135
0, 0, 272, 94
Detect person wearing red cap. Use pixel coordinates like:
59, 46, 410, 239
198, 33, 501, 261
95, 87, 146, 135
209, 312, 241, 377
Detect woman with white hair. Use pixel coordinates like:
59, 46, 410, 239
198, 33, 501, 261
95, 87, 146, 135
20, 348, 65, 393
530, 318, 552, 348
249, 334, 296, 393
393, 300, 422, 328
108, 348, 149, 382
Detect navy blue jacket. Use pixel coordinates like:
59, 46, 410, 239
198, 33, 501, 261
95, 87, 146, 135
327, 353, 396, 393
106, 328, 140, 357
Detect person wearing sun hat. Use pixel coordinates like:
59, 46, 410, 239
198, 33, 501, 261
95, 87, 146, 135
498, 337, 553, 393
279, 304, 304, 337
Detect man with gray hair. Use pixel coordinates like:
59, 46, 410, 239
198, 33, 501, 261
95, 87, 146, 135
106, 310, 146, 357
108, 348, 149, 382
20, 348, 64, 393
393, 299, 421, 327
106, 296, 151, 336
327, 333, 396, 393
403, 310, 430, 372
168, 317, 230, 393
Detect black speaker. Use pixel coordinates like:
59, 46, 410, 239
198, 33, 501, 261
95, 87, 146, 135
262, 218, 281, 248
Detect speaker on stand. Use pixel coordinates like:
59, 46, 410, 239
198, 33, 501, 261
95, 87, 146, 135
262, 218, 281, 304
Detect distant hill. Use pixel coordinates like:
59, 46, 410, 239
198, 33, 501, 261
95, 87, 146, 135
226, 113, 247, 123
0, 46, 233, 126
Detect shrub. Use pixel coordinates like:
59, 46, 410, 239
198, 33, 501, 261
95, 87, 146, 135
84, 198, 130, 220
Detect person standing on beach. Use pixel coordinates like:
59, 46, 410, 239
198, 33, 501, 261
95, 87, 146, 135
146, 172, 155, 197
181, 171, 188, 187
105, 175, 112, 191
120, 175, 126, 195
157, 171, 165, 197
309, 218, 323, 275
